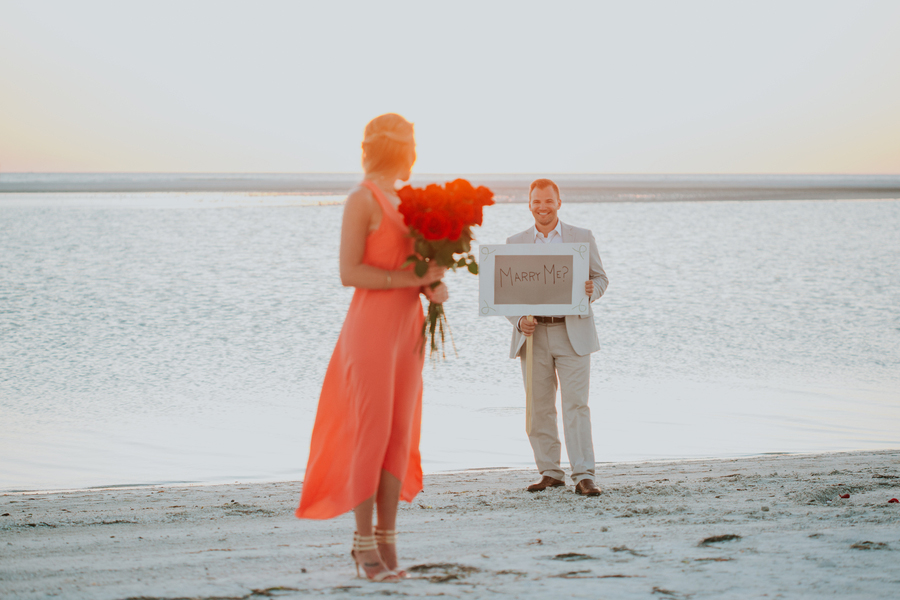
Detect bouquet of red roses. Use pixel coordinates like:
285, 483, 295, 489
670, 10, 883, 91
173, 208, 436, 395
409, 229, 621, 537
398, 178, 494, 359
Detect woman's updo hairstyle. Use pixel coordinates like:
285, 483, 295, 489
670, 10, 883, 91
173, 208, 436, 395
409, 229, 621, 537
362, 113, 416, 176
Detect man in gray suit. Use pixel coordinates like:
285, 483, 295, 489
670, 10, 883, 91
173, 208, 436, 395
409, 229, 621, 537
507, 178, 608, 496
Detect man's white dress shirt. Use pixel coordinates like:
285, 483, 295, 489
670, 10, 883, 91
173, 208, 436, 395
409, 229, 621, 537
533, 220, 563, 244
519, 220, 564, 326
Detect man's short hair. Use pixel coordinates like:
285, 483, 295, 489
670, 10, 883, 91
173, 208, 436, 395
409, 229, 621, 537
529, 178, 560, 201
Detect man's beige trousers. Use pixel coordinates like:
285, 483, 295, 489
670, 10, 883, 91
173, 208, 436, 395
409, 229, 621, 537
519, 322, 595, 484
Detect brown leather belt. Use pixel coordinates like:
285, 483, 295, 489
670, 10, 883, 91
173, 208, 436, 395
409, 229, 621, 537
534, 316, 566, 324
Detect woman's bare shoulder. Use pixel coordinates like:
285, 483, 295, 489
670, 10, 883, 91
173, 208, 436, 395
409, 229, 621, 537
344, 184, 377, 212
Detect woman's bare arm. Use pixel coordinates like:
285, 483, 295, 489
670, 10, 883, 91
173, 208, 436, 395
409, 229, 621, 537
339, 186, 445, 290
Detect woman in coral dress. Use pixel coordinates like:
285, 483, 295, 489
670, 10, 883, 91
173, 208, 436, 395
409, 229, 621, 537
296, 114, 447, 582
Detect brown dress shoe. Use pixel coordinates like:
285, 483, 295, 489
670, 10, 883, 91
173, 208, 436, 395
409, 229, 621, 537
526, 475, 566, 492
575, 479, 602, 496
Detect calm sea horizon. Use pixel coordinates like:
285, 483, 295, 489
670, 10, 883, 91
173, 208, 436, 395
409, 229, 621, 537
1, 175, 898, 492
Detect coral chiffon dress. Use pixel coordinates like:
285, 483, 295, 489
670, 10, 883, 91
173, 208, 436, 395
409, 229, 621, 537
296, 180, 425, 520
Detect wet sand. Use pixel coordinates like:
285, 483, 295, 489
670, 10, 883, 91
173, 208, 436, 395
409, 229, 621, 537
2, 450, 899, 599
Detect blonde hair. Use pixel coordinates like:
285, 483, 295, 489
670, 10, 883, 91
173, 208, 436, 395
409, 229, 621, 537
361, 113, 416, 176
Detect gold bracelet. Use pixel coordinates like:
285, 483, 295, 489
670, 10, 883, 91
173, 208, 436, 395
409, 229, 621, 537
385, 271, 392, 288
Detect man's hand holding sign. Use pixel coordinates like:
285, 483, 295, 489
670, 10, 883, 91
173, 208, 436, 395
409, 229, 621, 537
518, 280, 594, 337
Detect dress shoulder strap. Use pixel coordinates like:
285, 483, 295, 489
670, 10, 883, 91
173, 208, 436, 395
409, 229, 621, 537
359, 180, 393, 212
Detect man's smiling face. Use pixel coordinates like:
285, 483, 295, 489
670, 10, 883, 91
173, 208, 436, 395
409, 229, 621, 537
529, 185, 561, 229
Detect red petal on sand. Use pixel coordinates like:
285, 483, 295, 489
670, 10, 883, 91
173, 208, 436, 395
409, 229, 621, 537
889, 498, 899, 503
839, 494, 850, 499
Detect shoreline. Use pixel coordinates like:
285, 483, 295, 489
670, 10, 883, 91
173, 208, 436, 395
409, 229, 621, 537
1, 173, 899, 202
0, 450, 862, 497
2, 449, 898, 599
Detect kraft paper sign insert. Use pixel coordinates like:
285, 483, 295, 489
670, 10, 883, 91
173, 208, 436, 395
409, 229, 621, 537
494, 255, 574, 305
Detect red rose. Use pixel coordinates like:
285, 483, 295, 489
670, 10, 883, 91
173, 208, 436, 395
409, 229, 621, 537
398, 186, 422, 224
471, 206, 483, 227
439, 198, 457, 219
453, 203, 471, 225
412, 213, 428, 234
398, 201, 415, 223
454, 203, 478, 227
398, 185, 416, 203
447, 217, 463, 241
446, 178, 475, 200
420, 212, 450, 240
475, 186, 494, 206
423, 183, 446, 208
461, 202, 482, 226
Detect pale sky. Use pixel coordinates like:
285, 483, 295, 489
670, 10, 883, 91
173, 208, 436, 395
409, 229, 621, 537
1, 1, 899, 174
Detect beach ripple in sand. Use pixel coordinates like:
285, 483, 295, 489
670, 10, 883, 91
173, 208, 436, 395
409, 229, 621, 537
1, 450, 899, 599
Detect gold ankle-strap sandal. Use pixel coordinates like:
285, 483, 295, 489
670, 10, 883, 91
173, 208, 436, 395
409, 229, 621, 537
374, 529, 409, 579
351, 532, 399, 582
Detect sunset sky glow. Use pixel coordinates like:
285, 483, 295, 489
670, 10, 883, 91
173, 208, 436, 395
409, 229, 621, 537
1, 1, 899, 174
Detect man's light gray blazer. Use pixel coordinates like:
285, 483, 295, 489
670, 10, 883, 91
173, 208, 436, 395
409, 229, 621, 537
506, 221, 609, 359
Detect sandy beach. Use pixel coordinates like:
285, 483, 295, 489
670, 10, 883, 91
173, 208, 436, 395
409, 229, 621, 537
2, 450, 899, 599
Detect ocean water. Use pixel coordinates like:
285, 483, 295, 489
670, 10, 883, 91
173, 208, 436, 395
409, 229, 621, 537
1, 190, 898, 491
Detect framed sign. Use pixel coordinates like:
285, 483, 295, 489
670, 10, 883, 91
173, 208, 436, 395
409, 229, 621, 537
477, 243, 591, 317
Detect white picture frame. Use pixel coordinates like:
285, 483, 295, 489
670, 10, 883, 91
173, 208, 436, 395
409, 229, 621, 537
477, 243, 591, 317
